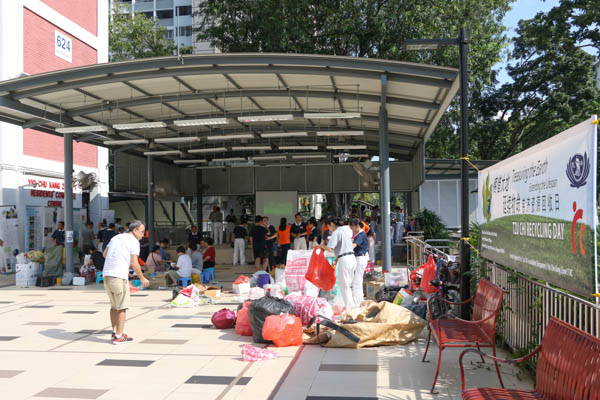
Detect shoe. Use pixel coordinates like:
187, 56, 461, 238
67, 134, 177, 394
112, 333, 133, 345
111, 332, 116, 340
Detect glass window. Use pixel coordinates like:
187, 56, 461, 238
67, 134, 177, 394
156, 9, 173, 19
177, 6, 192, 16
165, 29, 174, 40
178, 26, 192, 36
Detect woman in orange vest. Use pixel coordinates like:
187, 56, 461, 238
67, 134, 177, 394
277, 217, 292, 267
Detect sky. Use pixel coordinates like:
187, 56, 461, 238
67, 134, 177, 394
495, 0, 562, 86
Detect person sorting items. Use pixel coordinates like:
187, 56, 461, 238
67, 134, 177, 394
166, 246, 200, 285
319, 216, 357, 309
102, 220, 149, 345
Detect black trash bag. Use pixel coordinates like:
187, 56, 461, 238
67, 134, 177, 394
403, 303, 427, 319
248, 295, 295, 343
375, 286, 401, 303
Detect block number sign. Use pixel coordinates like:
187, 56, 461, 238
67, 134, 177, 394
55, 31, 72, 63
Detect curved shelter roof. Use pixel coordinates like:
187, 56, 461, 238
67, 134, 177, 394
0, 53, 459, 164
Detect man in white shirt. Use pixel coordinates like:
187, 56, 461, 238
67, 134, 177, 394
167, 246, 201, 285
102, 220, 148, 345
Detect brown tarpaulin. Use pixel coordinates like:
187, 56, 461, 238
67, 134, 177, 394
317, 301, 426, 348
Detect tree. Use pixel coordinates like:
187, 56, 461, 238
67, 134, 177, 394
467, 0, 600, 160
195, 0, 514, 213
109, 1, 176, 61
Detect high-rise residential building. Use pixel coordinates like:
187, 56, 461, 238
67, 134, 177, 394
110, 0, 216, 54
0, 0, 110, 255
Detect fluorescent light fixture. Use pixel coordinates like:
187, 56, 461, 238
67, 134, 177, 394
113, 121, 167, 130
212, 157, 247, 162
206, 133, 254, 141
291, 154, 328, 159
278, 145, 318, 150
103, 139, 148, 145
154, 136, 199, 144
326, 145, 367, 150
260, 131, 308, 138
56, 125, 108, 134
317, 130, 364, 137
188, 147, 227, 153
334, 153, 369, 158
173, 118, 229, 127
231, 145, 271, 151
253, 155, 287, 161
173, 159, 207, 164
304, 112, 361, 119
143, 150, 182, 156
238, 114, 294, 123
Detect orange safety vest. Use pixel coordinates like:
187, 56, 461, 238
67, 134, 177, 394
278, 225, 291, 245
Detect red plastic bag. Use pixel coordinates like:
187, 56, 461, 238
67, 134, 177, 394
212, 308, 236, 329
262, 314, 302, 347
242, 344, 279, 361
419, 255, 438, 294
235, 301, 253, 336
234, 275, 250, 284
305, 248, 336, 291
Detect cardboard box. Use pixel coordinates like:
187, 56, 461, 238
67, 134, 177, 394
365, 281, 385, 300
148, 273, 168, 289
16, 263, 39, 287
72, 276, 86, 286
233, 282, 250, 295
204, 286, 221, 299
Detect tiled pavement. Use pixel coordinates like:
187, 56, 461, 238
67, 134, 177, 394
0, 257, 534, 399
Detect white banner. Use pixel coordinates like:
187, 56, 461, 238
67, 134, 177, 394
477, 117, 598, 296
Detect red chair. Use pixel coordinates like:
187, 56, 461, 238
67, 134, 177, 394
423, 278, 504, 393
460, 316, 600, 399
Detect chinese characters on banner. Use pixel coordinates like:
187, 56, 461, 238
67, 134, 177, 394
478, 117, 598, 297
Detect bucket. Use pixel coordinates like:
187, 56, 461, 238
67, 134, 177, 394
56, 278, 62, 286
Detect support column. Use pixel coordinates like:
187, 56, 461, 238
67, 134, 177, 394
64, 131, 73, 273
459, 27, 471, 318
379, 73, 391, 273
196, 169, 203, 233
147, 156, 155, 245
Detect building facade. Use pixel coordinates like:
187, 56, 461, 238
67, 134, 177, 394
111, 0, 216, 54
0, 0, 110, 258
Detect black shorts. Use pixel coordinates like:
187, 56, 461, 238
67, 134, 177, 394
253, 248, 268, 260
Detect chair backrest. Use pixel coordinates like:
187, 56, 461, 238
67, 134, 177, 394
536, 317, 600, 399
471, 278, 504, 342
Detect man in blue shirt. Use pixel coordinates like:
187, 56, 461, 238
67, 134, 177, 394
350, 218, 369, 306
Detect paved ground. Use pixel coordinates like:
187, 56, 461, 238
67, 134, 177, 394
0, 246, 534, 399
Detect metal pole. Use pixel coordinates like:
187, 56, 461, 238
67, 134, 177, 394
64, 131, 73, 273
459, 27, 471, 318
147, 156, 155, 245
196, 169, 203, 233
379, 73, 392, 273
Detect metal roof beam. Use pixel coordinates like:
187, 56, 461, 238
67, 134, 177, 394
65, 90, 437, 118
0, 95, 78, 126
122, 81, 186, 117
2, 55, 456, 97
22, 118, 48, 129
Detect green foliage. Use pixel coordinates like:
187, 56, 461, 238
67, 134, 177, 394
414, 209, 449, 240
196, 0, 513, 158
464, 0, 600, 160
109, 1, 176, 61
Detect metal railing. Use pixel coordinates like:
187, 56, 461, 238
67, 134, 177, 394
405, 233, 425, 268
482, 261, 600, 355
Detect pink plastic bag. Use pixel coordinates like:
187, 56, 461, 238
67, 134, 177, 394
211, 309, 236, 329
285, 250, 312, 292
284, 293, 334, 326
242, 344, 279, 361
262, 314, 302, 347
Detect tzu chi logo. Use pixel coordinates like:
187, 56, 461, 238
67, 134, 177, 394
566, 152, 590, 188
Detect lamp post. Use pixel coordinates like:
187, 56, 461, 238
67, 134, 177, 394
403, 28, 471, 319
